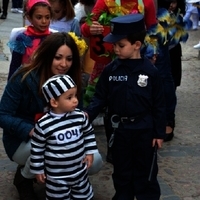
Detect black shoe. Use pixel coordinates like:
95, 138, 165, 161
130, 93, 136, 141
0, 14, 7, 19
13, 167, 37, 200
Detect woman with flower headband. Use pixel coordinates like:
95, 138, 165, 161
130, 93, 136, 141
7, 0, 53, 80
0, 32, 102, 200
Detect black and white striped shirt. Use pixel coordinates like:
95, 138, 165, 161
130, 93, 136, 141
30, 109, 98, 179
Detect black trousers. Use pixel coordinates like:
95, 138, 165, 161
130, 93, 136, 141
169, 43, 182, 88
2, 0, 9, 15
111, 128, 161, 200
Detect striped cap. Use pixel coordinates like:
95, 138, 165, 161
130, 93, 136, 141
42, 75, 76, 103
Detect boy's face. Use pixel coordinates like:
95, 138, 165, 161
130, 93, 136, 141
113, 38, 141, 59
169, 1, 177, 12
51, 87, 78, 114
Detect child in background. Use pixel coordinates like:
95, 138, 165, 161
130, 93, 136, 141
74, 0, 96, 89
49, 0, 81, 36
168, 0, 186, 90
85, 14, 166, 199
10, 0, 23, 13
30, 74, 97, 200
157, 0, 191, 142
193, 1, 200, 48
7, 0, 52, 80
184, 0, 199, 30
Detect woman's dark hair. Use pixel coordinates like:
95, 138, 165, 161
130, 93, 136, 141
127, 30, 146, 45
71, 0, 78, 6
15, 32, 82, 99
79, 0, 96, 6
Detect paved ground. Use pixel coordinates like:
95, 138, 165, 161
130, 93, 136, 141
1, 9, 200, 200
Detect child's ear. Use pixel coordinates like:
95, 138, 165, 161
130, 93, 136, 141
134, 41, 142, 49
50, 98, 58, 108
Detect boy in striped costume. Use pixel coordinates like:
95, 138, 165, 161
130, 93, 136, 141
30, 74, 97, 200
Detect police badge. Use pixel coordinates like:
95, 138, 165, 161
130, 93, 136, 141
137, 74, 148, 87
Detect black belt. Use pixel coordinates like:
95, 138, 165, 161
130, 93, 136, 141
120, 116, 136, 123
111, 112, 148, 124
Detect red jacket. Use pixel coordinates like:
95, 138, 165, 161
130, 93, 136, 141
81, 0, 157, 37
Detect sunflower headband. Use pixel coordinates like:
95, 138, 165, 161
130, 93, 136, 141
68, 32, 88, 57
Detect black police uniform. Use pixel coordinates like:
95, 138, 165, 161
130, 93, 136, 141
86, 57, 166, 200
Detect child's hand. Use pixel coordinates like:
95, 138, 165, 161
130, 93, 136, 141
83, 154, 94, 169
149, 54, 157, 64
152, 138, 163, 149
35, 173, 46, 184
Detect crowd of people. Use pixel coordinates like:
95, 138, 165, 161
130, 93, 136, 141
0, 0, 199, 200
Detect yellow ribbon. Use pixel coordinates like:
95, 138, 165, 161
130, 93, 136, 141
104, 0, 136, 15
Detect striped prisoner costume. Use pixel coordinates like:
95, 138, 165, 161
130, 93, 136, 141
30, 109, 97, 200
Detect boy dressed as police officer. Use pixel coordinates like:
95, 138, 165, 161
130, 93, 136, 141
85, 14, 166, 200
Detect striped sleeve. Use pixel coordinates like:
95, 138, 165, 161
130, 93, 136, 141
30, 122, 46, 174
81, 113, 98, 154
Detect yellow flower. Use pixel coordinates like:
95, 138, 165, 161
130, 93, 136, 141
68, 32, 88, 56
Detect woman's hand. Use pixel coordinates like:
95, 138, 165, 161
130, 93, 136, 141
90, 21, 104, 35
29, 128, 34, 137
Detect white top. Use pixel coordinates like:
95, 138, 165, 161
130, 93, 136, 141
50, 17, 81, 36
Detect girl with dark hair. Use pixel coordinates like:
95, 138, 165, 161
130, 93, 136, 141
49, 0, 81, 35
7, 0, 53, 80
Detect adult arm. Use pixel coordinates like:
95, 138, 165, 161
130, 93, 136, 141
144, 0, 157, 29
0, 74, 34, 142
7, 51, 23, 80
81, 0, 107, 37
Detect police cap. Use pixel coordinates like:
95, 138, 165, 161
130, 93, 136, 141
103, 13, 145, 43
